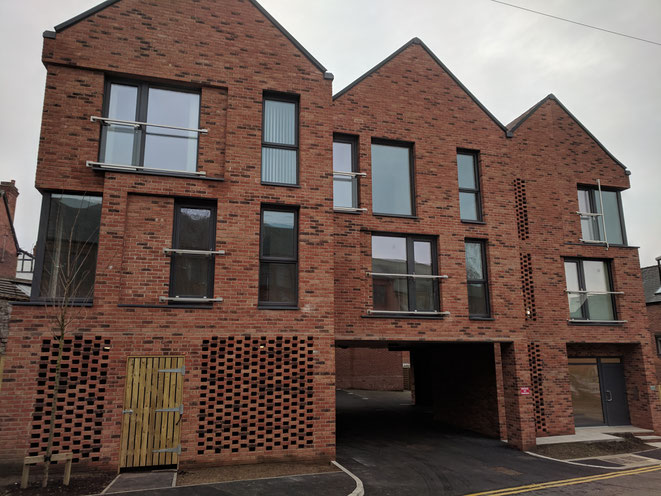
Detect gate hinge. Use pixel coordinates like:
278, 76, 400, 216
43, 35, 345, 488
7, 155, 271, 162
158, 365, 185, 375
155, 404, 184, 415
152, 445, 181, 455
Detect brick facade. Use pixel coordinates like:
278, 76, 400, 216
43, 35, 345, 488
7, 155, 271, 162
336, 348, 405, 391
0, 0, 659, 471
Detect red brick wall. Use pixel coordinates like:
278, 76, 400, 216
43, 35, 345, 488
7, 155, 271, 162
336, 348, 404, 390
648, 303, 661, 383
0, 0, 336, 469
0, 181, 19, 279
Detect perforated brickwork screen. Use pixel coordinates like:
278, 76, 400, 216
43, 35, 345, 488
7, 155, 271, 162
29, 335, 110, 462
514, 179, 530, 240
197, 335, 315, 455
520, 253, 537, 320
528, 342, 548, 434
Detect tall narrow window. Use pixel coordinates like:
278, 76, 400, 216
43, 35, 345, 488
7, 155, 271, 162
262, 95, 298, 185
465, 240, 490, 317
577, 186, 626, 245
371, 235, 439, 313
35, 194, 102, 300
169, 203, 216, 300
333, 135, 360, 210
259, 207, 298, 307
564, 259, 617, 321
100, 81, 201, 173
457, 151, 482, 221
371, 142, 414, 216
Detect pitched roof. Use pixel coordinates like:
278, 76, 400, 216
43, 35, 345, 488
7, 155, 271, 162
49, 0, 330, 76
0, 278, 30, 302
332, 37, 507, 133
506, 94, 629, 173
642, 263, 661, 305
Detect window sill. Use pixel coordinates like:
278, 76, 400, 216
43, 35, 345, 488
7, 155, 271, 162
567, 319, 627, 326
261, 181, 301, 188
372, 213, 419, 220
17, 300, 93, 307
461, 219, 486, 225
334, 208, 365, 214
118, 303, 214, 310
469, 316, 494, 321
89, 163, 224, 181
258, 305, 300, 310
566, 241, 637, 249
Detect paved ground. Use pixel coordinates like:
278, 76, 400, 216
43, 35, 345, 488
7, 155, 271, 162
104, 470, 176, 493
335, 389, 661, 495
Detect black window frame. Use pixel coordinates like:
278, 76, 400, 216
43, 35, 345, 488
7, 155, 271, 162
261, 92, 300, 187
333, 133, 360, 210
258, 205, 299, 308
564, 257, 618, 321
168, 200, 217, 302
465, 239, 491, 318
32, 191, 102, 303
370, 232, 440, 314
99, 78, 202, 172
371, 138, 416, 218
577, 185, 628, 246
457, 149, 483, 222
655, 335, 661, 356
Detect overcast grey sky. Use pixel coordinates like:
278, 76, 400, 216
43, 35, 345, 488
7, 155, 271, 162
0, 0, 659, 265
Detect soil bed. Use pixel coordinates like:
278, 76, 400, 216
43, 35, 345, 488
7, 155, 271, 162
0, 465, 115, 496
531, 433, 653, 460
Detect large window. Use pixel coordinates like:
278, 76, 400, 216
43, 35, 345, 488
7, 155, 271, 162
371, 234, 439, 313
168, 203, 216, 301
259, 207, 298, 307
333, 135, 362, 210
371, 142, 414, 216
262, 95, 299, 185
100, 81, 201, 173
564, 259, 617, 322
457, 151, 482, 221
35, 194, 102, 300
465, 240, 490, 318
577, 186, 626, 245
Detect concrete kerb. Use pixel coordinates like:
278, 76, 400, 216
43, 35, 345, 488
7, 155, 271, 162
526, 450, 661, 470
332, 460, 365, 496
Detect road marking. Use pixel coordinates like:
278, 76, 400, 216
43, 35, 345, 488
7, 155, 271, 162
332, 460, 365, 496
464, 464, 661, 495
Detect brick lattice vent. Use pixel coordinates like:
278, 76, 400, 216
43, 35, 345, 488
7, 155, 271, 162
528, 342, 548, 434
520, 253, 537, 320
198, 335, 315, 455
29, 335, 111, 462
514, 179, 530, 240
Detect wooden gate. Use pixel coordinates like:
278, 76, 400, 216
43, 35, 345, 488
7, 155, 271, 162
119, 356, 184, 469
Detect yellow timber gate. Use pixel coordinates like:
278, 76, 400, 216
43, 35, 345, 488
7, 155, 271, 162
119, 356, 184, 469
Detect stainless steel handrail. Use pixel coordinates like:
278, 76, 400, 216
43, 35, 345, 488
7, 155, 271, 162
159, 296, 223, 303
367, 272, 449, 279
91, 115, 208, 134
163, 248, 225, 256
334, 207, 367, 212
367, 310, 450, 316
86, 160, 206, 176
333, 171, 367, 177
565, 290, 624, 295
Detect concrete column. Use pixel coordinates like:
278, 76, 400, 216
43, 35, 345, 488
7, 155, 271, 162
501, 341, 536, 450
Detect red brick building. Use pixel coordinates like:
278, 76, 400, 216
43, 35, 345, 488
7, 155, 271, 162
643, 259, 661, 382
0, 0, 659, 472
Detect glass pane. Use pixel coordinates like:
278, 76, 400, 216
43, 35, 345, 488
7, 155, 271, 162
577, 189, 591, 214
601, 191, 624, 245
467, 283, 488, 316
171, 254, 211, 297
263, 100, 296, 145
568, 364, 604, 426
144, 88, 200, 172
333, 141, 352, 172
459, 192, 479, 221
578, 189, 601, 241
564, 261, 584, 319
414, 278, 435, 312
177, 207, 212, 250
465, 242, 483, 280
457, 153, 476, 189
262, 210, 295, 258
261, 147, 297, 184
40, 195, 102, 299
372, 236, 407, 274
259, 262, 296, 304
413, 241, 432, 275
104, 84, 139, 165
371, 144, 412, 215
333, 176, 354, 208
583, 261, 609, 292
373, 276, 408, 311
587, 294, 615, 320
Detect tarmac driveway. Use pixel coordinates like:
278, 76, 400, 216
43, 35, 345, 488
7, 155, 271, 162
335, 389, 605, 495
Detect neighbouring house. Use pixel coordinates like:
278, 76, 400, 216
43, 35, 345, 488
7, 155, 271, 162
643, 258, 661, 382
0, 0, 659, 473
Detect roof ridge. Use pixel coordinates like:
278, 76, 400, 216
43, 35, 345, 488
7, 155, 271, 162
332, 37, 507, 133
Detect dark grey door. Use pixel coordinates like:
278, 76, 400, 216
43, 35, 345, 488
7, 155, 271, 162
600, 361, 630, 426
